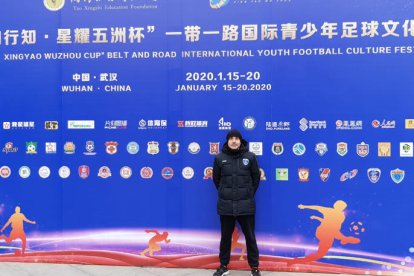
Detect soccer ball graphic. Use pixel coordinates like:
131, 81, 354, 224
27, 143, 36, 153
349, 221, 366, 235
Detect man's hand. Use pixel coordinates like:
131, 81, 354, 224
298, 204, 304, 209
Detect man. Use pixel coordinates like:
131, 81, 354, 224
212, 129, 261, 276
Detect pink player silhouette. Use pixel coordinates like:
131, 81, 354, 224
289, 200, 360, 265
0, 206, 36, 256
231, 226, 246, 260
140, 230, 171, 256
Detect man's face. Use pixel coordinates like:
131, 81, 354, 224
228, 136, 241, 150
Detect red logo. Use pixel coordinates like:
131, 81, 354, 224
78, 165, 90, 179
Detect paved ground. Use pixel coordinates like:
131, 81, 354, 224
0, 263, 345, 276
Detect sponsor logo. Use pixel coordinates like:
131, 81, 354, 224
367, 168, 381, 183
315, 143, 328, 156
182, 167, 194, 179
59, 166, 71, 179
147, 141, 160, 155
292, 143, 306, 156
210, 0, 287, 9
249, 142, 263, 156
78, 165, 90, 179
138, 119, 167, 130
209, 142, 220, 155
336, 120, 363, 130
19, 166, 31, 179
140, 167, 154, 179
127, 142, 139, 154
177, 120, 208, 128
276, 168, 288, 181
266, 121, 290, 131
45, 142, 57, 154
44, 0, 65, 11
405, 119, 414, 129
218, 117, 232, 130
400, 142, 413, 157
120, 166, 132, 179
188, 142, 201, 154
378, 142, 391, 157
272, 143, 284, 155
98, 166, 112, 178
26, 142, 38, 154
203, 167, 213, 180
259, 168, 266, 180
0, 166, 11, 178
299, 118, 326, 131
298, 168, 309, 182
84, 141, 97, 155
39, 166, 51, 179
64, 142, 76, 154
319, 168, 330, 182
2, 142, 18, 154
104, 120, 127, 129
243, 116, 256, 130
45, 121, 59, 130
67, 120, 95, 129
210, 0, 230, 9
390, 168, 405, 184
162, 167, 174, 180
340, 169, 358, 182
372, 119, 395, 129
168, 141, 180, 154
337, 142, 348, 156
105, 141, 119, 155
356, 142, 369, 157
3, 121, 35, 130
70, 0, 158, 12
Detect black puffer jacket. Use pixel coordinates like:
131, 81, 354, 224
213, 140, 260, 216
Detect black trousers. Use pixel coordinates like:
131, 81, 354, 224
219, 215, 259, 268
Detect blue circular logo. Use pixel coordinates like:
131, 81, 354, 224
127, 142, 139, 154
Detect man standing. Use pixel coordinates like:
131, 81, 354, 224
212, 129, 261, 276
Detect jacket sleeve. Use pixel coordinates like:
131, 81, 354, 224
250, 155, 261, 193
213, 156, 221, 190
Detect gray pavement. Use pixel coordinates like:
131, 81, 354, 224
0, 263, 346, 276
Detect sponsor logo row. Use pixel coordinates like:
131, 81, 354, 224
2, 141, 414, 157
0, 165, 405, 184
0, 165, 209, 180
2, 141, 204, 155
277, 168, 405, 184
2, 118, 414, 131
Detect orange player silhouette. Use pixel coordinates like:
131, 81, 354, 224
0, 206, 36, 256
289, 200, 360, 265
231, 226, 246, 260
140, 230, 171, 256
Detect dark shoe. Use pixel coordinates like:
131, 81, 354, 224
213, 265, 229, 276
251, 267, 261, 276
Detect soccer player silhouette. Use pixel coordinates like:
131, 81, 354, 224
0, 206, 36, 256
140, 230, 171, 256
231, 226, 246, 260
289, 200, 360, 265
